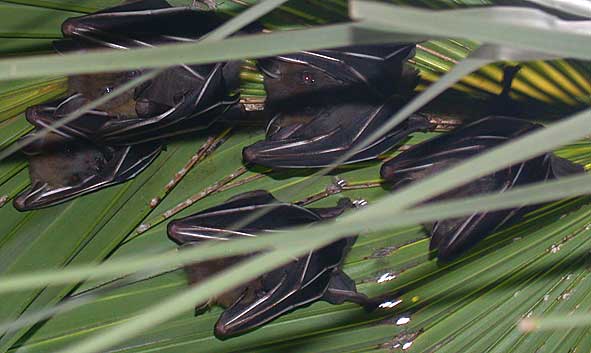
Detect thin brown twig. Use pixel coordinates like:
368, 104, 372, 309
427, 116, 463, 132
215, 172, 267, 193
417, 44, 459, 65
147, 128, 232, 210
295, 177, 381, 206
343, 181, 382, 190
136, 165, 248, 234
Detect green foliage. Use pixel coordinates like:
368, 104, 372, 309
0, 0, 589, 352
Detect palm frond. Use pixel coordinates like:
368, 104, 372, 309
0, 0, 589, 352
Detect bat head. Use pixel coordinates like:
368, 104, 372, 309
66, 71, 144, 118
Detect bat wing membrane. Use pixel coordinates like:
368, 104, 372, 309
243, 100, 431, 168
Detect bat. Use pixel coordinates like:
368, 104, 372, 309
15, 0, 249, 210
167, 190, 367, 338
242, 44, 428, 169
48, 0, 248, 145
14, 97, 161, 210
380, 116, 584, 260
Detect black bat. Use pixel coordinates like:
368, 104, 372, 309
258, 44, 419, 103
167, 190, 367, 338
47, 0, 250, 145
380, 116, 584, 260
242, 98, 431, 169
15, 0, 249, 210
242, 44, 428, 169
13, 98, 161, 211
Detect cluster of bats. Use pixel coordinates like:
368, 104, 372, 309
12, 0, 584, 338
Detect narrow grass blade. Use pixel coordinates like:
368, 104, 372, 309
0, 25, 425, 80
60, 249, 295, 353
523, 0, 591, 18
1, 166, 591, 294
521, 313, 591, 332
351, 1, 591, 59
201, 0, 290, 42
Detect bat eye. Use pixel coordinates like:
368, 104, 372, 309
300, 71, 316, 85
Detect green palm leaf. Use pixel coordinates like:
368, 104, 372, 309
0, 0, 590, 352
